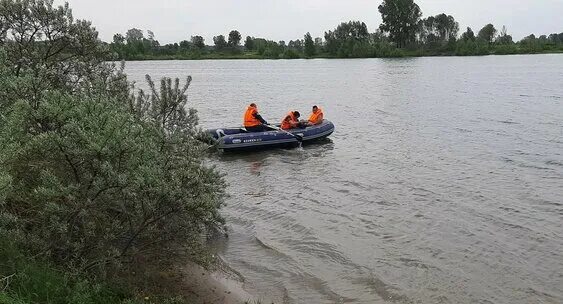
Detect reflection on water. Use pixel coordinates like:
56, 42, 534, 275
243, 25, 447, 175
126, 55, 563, 304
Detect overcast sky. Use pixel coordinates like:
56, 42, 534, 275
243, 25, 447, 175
55, 0, 563, 44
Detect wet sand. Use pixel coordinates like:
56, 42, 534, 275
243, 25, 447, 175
179, 262, 259, 304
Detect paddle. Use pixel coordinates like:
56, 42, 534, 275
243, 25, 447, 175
267, 124, 303, 142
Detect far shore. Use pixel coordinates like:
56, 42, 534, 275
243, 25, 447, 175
114, 49, 563, 61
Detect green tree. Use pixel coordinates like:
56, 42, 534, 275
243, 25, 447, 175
228, 30, 242, 47
244, 36, 254, 50
288, 39, 304, 52
478, 24, 497, 44
213, 34, 227, 50
547, 33, 563, 44
125, 28, 144, 43
418, 14, 458, 47
304, 32, 315, 57
496, 26, 513, 44
111, 33, 126, 58
461, 27, 476, 42
324, 21, 369, 56
378, 0, 422, 48
314, 37, 324, 52
191, 35, 205, 49
145, 30, 160, 50
436, 14, 458, 41
520, 34, 541, 52
113, 33, 125, 44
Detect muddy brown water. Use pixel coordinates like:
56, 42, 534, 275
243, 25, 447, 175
125, 55, 563, 304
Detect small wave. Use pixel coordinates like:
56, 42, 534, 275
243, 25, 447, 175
497, 120, 519, 125
251, 237, 358, 303
254, 235, 277, 251
538, 200, 562, 207
546, 160, 563, 167
399, 257, 440, 271
524, 287, 561, 302
517, 163, 554, 171
500, 156, 514, 163
454, 127, 472, 133
499, 206, 521, 213
500, 157, 556, 171
244, 191, 268, 198
362, 273, 412, 303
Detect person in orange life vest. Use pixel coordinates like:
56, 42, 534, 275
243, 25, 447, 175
280, 111, 302, 130
307, 105, 324, 125
243, 103, 269, 132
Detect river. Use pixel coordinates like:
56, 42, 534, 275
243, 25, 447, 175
125, 55, 563, 304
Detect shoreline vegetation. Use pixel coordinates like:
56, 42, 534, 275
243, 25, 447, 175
108, 1, 563, 61
1, 0, 252, 303
116, 48, 563, 61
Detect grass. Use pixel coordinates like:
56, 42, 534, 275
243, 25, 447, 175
0, 236, 201, 304
0, 236, 181, 304
0, 238, 126, 304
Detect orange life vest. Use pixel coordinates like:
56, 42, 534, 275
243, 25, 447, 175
243, 106, 261, 127
281, 111, 298, 130
308, 108, 324, 125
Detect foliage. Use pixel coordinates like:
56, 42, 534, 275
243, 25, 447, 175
0, 0, 110, 99
304, 32, 315, 57
324, 21, 370, 56
0, 0, 225, 281
282, 48, 300, 59
460, 27, 476, 42
191, 35, 205, 49
418, 14, 459, 46
228, 30, 242, 47
104, 2, 563, 60
0, 238, 131, 304
213, 35, 227, 50
378, 0, 422, 47
478, 23, 497, 44
244, 36, 254, 50
126, 28, 144, 43
496, 26, 513, 44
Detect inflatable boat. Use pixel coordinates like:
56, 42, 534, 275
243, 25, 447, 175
207, 120, 335, 151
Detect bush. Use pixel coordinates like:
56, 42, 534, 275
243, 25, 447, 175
0, 0, 225, 279
262, 46, 281, 59
282, 49, 300, 59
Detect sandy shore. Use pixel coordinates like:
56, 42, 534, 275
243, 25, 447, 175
178, 262, 259, 304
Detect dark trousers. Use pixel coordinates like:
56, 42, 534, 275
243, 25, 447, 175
245, 125, 269, 132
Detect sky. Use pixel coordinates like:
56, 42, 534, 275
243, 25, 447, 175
54, 0, 563, 44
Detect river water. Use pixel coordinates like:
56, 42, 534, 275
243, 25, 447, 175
125, 55, 563, 304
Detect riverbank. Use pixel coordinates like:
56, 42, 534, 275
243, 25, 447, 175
113, 48, 563, 61
179, 262, 257, 304
0, 237, 259, 304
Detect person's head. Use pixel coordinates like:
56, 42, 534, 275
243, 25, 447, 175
249, 103, 257, 108
312, 105, 318, 113
293, 111, 301, 118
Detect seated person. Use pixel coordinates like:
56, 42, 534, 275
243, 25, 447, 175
307, 105, 324, 125
280, 111, 303, 130
243, 103, 268, 132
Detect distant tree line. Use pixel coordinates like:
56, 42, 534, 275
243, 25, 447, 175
109, 0, 563, 60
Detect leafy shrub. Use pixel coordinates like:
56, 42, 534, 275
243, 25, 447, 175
0, 0, 225, 278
